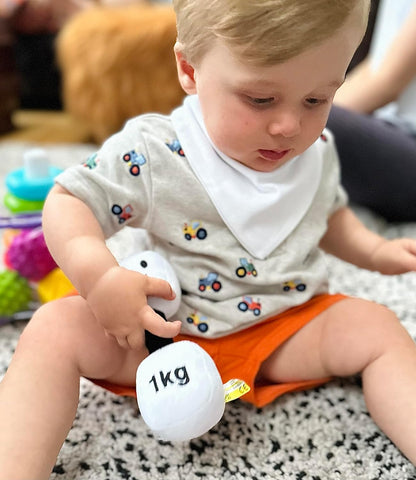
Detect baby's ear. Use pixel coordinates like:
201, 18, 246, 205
174, 42, 197, 94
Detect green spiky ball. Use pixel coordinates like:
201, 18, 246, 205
0, 270, 32, 316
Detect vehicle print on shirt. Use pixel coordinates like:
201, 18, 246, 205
235, 258, 258, 278
183, 221, 208, 241
111, 203, 133, 224
198, 272, 222, 292
83, 152, 99, 169
186, 312, 209, 333
238, 296, 261, 316
166, 139, 185, 157
282, 279, 307, 292
122, 150, 147, 176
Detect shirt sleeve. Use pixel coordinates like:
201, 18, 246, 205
324, 128, 349, 216
55, 117, 153, 238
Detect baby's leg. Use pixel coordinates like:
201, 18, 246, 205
258, 298, 416, 465
0, 296, 147, 480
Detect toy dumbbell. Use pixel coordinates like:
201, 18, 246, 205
119, 251, 181, 319
136, 340, 225, 441
120, 251, 250, 441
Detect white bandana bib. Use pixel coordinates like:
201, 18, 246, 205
171, 95, 324, 259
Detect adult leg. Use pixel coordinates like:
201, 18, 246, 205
258, 298, 416, 464
327, 105, 416, 222
0, 296, 147, 480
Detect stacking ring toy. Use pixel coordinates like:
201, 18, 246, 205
5, 148, 63, 201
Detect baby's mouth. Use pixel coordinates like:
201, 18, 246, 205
258, 149, 290, 161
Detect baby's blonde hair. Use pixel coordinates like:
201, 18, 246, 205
173, 0, 370, 66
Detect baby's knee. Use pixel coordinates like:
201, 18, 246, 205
321, 298, 411, 376
18, 298, 83, 354
352, 299, 412, 353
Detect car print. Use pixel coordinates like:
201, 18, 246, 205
235, 258, 257, 278
238, 296, 261, 316
183, 221, 207, 241
199, 272, 222, 292
186, 312, 209, 333
282, 279, 307, 292
122, 150, 146, 176
111, 203, 133, 224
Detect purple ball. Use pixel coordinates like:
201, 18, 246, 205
7, 228, 57, 281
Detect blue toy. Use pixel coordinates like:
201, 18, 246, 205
5, 148, 63, 207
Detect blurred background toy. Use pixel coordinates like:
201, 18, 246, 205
56, 3, 185, 143
4, 148, 62, 213
0, 212, 42, 230
0, 269, 32, 318
4, 227, 56, 281
37, 267, 75, 304
0, 145, 74, 322
0, 226, 74, 320
0, 224, 73, 321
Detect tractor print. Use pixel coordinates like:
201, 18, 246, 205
186, 312, 209, 333
166, 139, 185, 157
235, 258, 257, 278
111, 204, 133, 224
282, 279, 307, 292
122, 150, 146, 176
199, 272, 222, 292
238, 296, 261, 316
183, 221, 207, 241
83, 152, 99, 169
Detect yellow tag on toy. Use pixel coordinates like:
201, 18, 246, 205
223, 379, 250, 403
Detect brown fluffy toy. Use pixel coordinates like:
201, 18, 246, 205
57, 4, 185, 143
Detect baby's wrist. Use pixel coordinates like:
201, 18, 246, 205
368, 238, 388, 271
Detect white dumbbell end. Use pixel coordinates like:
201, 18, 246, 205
136, 341, 225, 442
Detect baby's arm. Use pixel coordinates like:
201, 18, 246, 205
320, 206, 416, 274
42, 184, 181, 349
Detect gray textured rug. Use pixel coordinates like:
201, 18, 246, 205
1, 141, 416, 479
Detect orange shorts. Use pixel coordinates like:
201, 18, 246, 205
92, 293, 347, 407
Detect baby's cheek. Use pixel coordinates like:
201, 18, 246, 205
207, 112, 256, 156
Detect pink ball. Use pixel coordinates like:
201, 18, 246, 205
6, 228, 57, 282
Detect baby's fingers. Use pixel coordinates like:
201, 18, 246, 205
404, 238, 416, 256
144, 276, 176, 301
141, 305, 182, 338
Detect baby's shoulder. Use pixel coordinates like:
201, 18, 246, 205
125, 112, 177, 140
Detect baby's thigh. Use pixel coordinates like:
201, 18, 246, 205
17, 296, 147, 385
258, 297, 412, 383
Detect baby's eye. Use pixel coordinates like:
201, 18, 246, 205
306, 97, 327, 106
247, 96, 275, 106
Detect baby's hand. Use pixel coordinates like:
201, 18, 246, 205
370, 238, 416, 274
86, 266, 182, 349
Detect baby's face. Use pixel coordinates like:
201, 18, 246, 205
177, 7, 366, 172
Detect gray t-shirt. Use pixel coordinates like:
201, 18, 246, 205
56, 113, 346, 338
